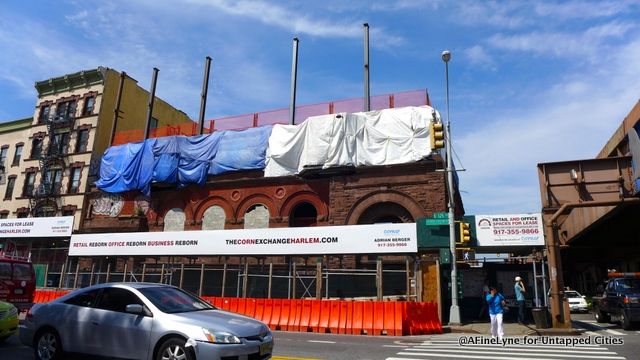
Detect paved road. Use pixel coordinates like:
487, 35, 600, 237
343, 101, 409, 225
2, 312, 639, 360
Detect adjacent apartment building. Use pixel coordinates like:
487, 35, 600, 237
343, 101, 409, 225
0, 67, 193, 267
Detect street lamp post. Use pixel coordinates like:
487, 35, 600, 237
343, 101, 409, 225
442, 50, 461, 325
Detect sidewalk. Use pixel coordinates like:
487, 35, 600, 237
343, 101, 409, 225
443, 321, 580, 336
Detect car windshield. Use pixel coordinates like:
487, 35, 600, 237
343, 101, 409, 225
138, 286, 215, 314
616, 278, 640, 291
565, 291, 581, 298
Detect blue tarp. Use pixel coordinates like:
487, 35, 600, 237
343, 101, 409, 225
96, 126, 273, 195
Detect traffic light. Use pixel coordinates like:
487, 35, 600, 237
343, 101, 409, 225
457, 221, 471, 245
429, 121, 445, 150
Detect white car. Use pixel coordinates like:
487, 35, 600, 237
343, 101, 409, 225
565, 290, 589, 313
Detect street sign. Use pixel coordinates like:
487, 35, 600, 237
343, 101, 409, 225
432, 212, 448, 219
425, 218, 449, 225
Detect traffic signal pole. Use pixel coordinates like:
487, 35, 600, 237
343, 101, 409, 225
442, 50, 461, 325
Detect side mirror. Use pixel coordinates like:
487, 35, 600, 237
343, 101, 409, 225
582, 295, 586, 299
126, 304, 148, 316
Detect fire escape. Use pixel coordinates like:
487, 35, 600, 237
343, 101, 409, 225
28, 104, 75, 216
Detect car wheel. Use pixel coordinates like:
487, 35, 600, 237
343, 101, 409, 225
595, 308, 610, 323
157, 338, 194, 360
34, 328, 63, 360
621, 310, 633, 330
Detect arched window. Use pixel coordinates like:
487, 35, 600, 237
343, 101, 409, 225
357, 202, 413, 224
164, 208, 185, 231
202, 206, 226, 230
244, 204, 269, 229
289, 202, 317, 227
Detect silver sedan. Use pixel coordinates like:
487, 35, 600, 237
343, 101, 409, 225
20, 283, 273, 360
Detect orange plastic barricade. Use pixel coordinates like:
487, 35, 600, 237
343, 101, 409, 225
338, 301, 350, 334
406, 302, 420, 335
317, 300, 331, 333
45, 291, 55, 302
269, 299, 282, 330
277, 300, 291, 331
236, 298, 247, 316
351, 301, 364, 335
393, 302, 405, 336
429, 302, 443, 334
362, 301, 374, 335
308, 300, 322, 333
33, 291, 42, 303
383, 301, 395, 336
262, 299, 273, 325
228, 297, 239, 313
213, 297, 226, 310
244, 298, 257, 318
328, 300, 341, 334
372, 301, 385, 335
345, 301, 354, 335
288, 299, 302, 332
298, 300, 312, 332
254, 299, 265, 322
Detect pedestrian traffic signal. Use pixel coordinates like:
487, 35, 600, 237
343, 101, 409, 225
457, 221, 471, 245
429, 121, 445, 150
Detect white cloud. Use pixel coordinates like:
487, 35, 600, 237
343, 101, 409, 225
487, 21, 636, 60
464, 45, 496, 70
534, 0, 638, 21
457, 38, 640, 214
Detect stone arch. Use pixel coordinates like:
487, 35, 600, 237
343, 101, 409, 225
194, 196, 233, 222
244, 204, 270, 229
289, 202, 318, 227
280, 191, 328, 220
235, 194, 278, 220
202, 206, 226, 230
344, 190, 425, 225
164, 208, 186, 231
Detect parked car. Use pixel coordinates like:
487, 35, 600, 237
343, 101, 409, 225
0, 300, 19, 343
565, 290, 589, 313
593, 273, 640, 330
20, 283, 273, 360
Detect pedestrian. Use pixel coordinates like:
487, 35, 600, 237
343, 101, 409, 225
478, 279, 490, 320
486, 286, 505, 340
515, 276, 527, 324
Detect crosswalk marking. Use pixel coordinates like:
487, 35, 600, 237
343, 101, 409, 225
386, 335, 627, 360
402, 348, 621, 358
409, 346, 613, 354
604, 329, 626, 336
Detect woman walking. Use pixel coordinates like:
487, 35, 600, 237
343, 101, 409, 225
486, 286, 506, 340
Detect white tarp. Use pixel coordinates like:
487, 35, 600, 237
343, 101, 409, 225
264, 106, 439, 177
69, 223, 418, 256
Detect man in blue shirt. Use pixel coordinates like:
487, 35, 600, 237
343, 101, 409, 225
515, 276, 527, 324
486, 286, 505, 340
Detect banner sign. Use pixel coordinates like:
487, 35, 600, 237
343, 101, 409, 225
0, 216, 73, 238
69, 223, 418, 256
475, 214, 544, 246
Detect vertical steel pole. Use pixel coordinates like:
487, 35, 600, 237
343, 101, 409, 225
363, 23, 370, 112
242, 261, 249, 298
105, 262, 111, 283
198, 57, 212, 135
89, 262, 95, 286
109, 71, 126, 146
533, 257, 539, 307
289, 38, 299, 125
141, 263, 146, 282
292, 262, 297, 299
442, 50, 460, 325
160, 263, 165, 284
73, 262, 80, 289
542, 254, 548, 307
268, 262, 273, 299
405, 257, 411, 300
179, 263, 185, 289
199, 263, 205, 297
221, 259, 227, 297
316, 258, 322, 300
122, 262, 127, 283
143, 68, 159, 140
376, 257, 383, 301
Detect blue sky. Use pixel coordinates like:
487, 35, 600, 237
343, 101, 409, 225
1, 0, 640, 215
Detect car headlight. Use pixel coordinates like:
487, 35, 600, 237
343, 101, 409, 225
202, 329, 241, 344
1, 306, 18, 319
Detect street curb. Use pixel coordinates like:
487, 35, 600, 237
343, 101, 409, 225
442, 326, 481, 334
